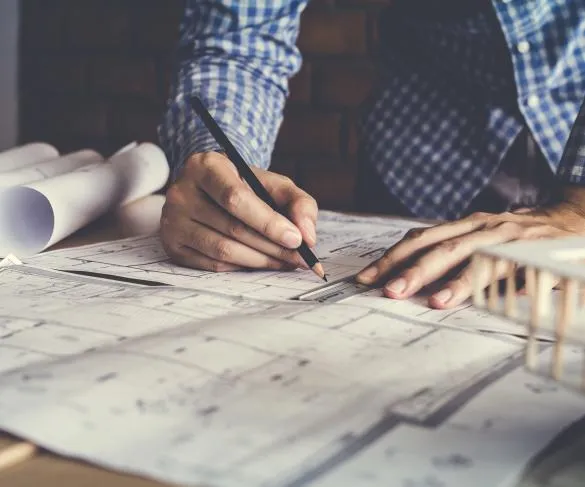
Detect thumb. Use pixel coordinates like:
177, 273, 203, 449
255, 168, 319, 247
288, 192, 318, 248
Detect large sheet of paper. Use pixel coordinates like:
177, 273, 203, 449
0, 142, 59, 172
25, 211, 422, 299
0, 263, 583, 487
0, 143, 169, 257
25, 211, 538, 337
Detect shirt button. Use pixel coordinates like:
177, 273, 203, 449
527, 95, 540, 108
517, 41, 530, 53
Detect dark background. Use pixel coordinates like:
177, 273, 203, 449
19, 0, 393, 210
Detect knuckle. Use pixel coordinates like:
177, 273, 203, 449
520, 224, 551, 239
221, 186, 244, 212
165, 184, 185, 207
435, 239, 461, 254
186, 152, 214, 172
160, 238, 181, 261
306, 192, 317, 206
208, 261, 232, 273
184, 156, 199, 172
496, 221, 522, 234
214, 240, 233, 261
468, 211, 492, 221
226, 219, 247, 240
309, 197, 318, 212
380, 247, 395, 263
303, 193, 318, 212
260, 215, 281, 238
404, 228, 426, 240
277, 174, 294, 187
183, 229, 204, 252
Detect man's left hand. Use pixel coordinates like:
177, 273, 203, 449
356, 196, 585, 309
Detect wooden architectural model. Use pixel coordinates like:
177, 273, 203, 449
471, 237, 585, 394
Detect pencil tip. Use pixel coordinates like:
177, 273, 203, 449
312, 263, 326, 281
323, 275, 328, 283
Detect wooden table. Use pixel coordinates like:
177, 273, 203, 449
0, 199, 584, 487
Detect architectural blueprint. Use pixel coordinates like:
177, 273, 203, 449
1, 211, 584, 486
25, 211, 539, 337
24, 211, 419, 299
0, 260, 584, 486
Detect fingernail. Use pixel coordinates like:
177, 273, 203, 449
385, 278, 407, 295
433, 288, 453, 304
357, 267, 378, 283
282, 230, 302, 249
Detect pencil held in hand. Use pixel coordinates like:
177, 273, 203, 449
189, 96, 327, 281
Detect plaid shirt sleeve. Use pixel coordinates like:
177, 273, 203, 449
557, 96, 585, 185
158, 1, 307, 181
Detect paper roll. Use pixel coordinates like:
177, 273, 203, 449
116, 194, 166, 237
0, 150, 103, 188
0, 142, 59, 172
0, 143, 170, 256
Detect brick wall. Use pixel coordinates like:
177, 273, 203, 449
19, 0, 392, 210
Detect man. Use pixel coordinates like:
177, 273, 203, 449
158, 0, 585, 309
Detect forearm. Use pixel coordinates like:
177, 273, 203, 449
158, 1, 307, 181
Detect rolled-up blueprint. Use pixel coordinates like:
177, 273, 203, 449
0, 150, 103, 188
0, 143, 170, 256
115, 194, 166, 237
0, 142, 59, 172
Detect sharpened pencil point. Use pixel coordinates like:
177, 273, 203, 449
323, 275, 328, 282
312, 263, 326, 281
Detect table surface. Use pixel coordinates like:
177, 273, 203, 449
0, 200, 584, 487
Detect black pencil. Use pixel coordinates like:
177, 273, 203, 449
190, 96, 327, 282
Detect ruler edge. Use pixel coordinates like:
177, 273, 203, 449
292, 274, 371, 302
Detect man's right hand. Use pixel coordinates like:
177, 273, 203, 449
160, 152, 318, 272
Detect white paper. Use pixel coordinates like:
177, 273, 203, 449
0, 253, 21, 267
311, 351, 585, 487
0, 143, 170, 256
23, 212, 533, 336
0, 142, 59, 172
0, 264, 583, 487
0, 266, 585, 487
24, 211, 422, 299
0, 149, 103, 188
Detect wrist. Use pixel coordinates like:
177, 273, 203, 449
529, 185, 585, 233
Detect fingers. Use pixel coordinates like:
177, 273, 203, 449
283, 189, 318, 248
190, 154, 303, 249
161, 209, 296, 271
166, 246, 245, 273
162, 152, 320, 273
356, 212, 493, 285
179, 188, 306, 268
381, 220, 546, 301
427, 259, 509, 309
260, 169, 319, 247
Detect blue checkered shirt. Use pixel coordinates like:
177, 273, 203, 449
158, 0, 585, 220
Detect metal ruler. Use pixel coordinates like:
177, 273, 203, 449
292, 275, 372, 303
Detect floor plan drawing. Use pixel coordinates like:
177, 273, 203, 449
0, 260, 584, 487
